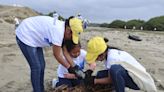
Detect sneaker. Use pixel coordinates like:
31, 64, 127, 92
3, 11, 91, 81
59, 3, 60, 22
52, 78, 59, 89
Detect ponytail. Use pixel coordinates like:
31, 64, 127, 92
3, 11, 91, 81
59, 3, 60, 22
103, 37, 121, 50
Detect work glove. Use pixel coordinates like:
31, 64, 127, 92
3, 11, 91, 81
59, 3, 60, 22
68, 65, 79, 74
84, 69, 93, 77
83, 69, 94, 86
84, 75, 95, 86
68, 65, 85, 79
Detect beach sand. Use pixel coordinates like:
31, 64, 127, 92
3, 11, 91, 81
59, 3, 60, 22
0, 19, 164, 92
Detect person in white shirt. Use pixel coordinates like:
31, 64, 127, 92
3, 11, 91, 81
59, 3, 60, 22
13, 16, 20, 29
84, 37, 157, 92
53, 12, 59, 25
83, 19, 89, 29
77, 13, 83, 21
16, 16, 83, 92
52, 40, 87, 88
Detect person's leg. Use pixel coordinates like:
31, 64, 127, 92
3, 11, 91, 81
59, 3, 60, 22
16, 37, 43, 92
110, 65, 139, 92
96, 70, 109, 78
56, 77, 72, 87
124, 71, 140, 90
37, 47, 46, 91
110, 65, 126, 92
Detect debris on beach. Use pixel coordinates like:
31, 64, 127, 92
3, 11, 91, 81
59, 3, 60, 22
128, 35, 142, 41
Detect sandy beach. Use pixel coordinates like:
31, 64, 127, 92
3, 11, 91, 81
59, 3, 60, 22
0, 18, 164, 92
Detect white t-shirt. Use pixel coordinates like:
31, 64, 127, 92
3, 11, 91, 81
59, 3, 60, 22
77, 15, 83, 21
105, 49, 145, 71
14, 18, 19, 25
16, 16, 65, 47
57, 49, 87, 78
53, 13, 59, 25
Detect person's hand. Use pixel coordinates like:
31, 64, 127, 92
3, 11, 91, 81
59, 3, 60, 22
84, 69, 93, 77
64, 73, 77, 79
83, 69, 95, 85
88, 63, 96, 70
68, 65, 85, 79
84, 75, 95, 86
68, 65, 80, 74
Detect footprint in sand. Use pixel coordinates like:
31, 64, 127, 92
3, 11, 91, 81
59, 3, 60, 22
2, 53, 16, 63
0, 81, 32, 92
0, 81, 15, 92
147, 68, 156, 74
0, 43, 17, 49
158, 68, 164, 75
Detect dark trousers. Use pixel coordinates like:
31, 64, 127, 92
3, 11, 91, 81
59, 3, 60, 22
110, 65, 140, 92
96, 65, 140, 92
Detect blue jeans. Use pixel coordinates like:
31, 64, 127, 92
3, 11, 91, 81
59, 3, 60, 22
56, 77, 81, 87
16, 37, 45, 92
110, 65, 140, 92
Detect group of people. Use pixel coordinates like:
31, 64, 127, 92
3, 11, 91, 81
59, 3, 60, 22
15, 15, 157, 92
77, 13, 89, 29
53, 12, 89, 29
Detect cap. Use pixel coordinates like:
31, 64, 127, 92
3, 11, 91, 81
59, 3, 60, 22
69, 18, 83, 44
86, 37, 107, 64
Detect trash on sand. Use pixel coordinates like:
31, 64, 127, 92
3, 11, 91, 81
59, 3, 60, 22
128, 35, 142, 41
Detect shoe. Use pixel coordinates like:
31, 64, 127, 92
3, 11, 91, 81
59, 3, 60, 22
52, 78, 59, 89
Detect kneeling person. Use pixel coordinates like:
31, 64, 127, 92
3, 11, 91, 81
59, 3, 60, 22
53, 40, 86, 88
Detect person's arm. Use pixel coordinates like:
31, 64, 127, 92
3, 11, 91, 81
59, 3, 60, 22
94, 77, 112, 84
63, 46, 75, 67
88, 62, 96, 70
52, 45, 70, 68
64, 73, 77, 79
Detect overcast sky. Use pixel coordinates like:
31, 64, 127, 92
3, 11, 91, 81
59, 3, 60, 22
0, 0, 164, 23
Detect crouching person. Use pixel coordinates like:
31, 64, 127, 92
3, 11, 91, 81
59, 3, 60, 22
84, 36, 157, 92
52, 40, 87, 88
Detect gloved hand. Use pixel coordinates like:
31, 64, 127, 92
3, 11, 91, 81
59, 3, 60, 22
84, 69, 93, 77
68, 65, 85, 79
83, 69, 95, 85
84, 75, 95, 86
68, 65, 79, 74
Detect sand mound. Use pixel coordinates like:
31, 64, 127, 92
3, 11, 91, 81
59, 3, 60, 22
0, 4, 39, 24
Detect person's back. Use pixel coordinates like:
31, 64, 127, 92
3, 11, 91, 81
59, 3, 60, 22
16, 16, 65, 47
106, 49, 145, 71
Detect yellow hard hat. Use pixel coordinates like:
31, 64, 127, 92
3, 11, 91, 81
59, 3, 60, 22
69, 18, 83, 44
86, 36, 107, 64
